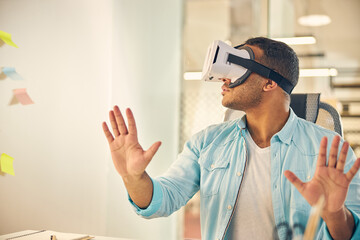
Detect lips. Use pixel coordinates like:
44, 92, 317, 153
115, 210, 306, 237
222, 85, 230, 95
221, 88, 230, 95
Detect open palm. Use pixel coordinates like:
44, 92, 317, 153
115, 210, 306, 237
102, 106, 161, 179
285, 136, 360, 214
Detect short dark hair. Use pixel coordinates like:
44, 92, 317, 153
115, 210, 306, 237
244, 37, 299, 92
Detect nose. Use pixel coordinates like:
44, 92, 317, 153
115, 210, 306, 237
221, 78, 231, 84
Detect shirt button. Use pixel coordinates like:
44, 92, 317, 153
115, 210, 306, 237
307, 175, 311, 180
237, 172, 242, 176
227, 205, 232, 210
211, 164, 215, 169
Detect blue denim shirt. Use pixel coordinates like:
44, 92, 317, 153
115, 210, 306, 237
130, 109, 360, 240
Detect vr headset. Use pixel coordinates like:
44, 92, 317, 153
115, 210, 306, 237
201, 40, 294, 95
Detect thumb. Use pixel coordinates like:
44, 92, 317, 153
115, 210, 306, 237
284, 170, 305, 193
144, 141, 162, 161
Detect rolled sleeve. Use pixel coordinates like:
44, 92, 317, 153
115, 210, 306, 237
128, 177, 163, 218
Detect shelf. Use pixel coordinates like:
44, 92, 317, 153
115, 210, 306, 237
341, 114, 360, 118
340, 100, 360, 104
332, 83, 360, 88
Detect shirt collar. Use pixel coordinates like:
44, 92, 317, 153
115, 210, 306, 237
237, 114, 247, 130
274, 108, 298, 145
237, 108, 298, 145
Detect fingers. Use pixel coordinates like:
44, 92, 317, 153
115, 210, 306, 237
316, 137, 328, 167
284, 170, 305, 193
314, 134, 358, 180
346, 158, 360, 181
336, 141, 349, 172
102, 122, 114, 144
107, 106, 138, 138
113, 106, 128, 135
328, 135, 341, 168
109, 110, 120, 137
144, 141, 162, 161
126, 108, 138, 137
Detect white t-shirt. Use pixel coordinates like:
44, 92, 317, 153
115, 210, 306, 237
226, 130, 277, 239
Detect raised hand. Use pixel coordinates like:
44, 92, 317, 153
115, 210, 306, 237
102, 106, 161, 208
102, 106, 161, 180
285, 135, 360, 239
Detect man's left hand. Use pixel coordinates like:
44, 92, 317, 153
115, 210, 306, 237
285, 135, 360, 239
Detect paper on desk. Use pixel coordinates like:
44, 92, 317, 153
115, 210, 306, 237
13, 88, 34, 105
0, 153, 15, 176
0, 30, 18, 48
6, 230, 93, 240
2, 67, 23, 80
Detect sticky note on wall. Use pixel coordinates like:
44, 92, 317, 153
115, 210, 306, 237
0, 30, 18, 48
0, 153, 15, 175
2, 67, 23, 80
13, 88, 34, 105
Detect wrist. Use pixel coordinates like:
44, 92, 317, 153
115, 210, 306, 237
322, 206, 347, 224
322, 206, 355, 240
122, 172, 148, 184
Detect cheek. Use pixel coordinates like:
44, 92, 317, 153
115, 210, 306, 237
231, 88, 244, 99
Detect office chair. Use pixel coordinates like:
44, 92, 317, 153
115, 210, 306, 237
223, 93, 343, 137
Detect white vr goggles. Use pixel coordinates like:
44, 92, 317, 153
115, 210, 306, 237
201, 40, 294, 94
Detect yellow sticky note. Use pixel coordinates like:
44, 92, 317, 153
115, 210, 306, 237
0, 30, 19, 48
0, 153, 15, 175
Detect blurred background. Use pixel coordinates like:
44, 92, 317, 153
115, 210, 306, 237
0, 0, 359, 240
182, 0, 360, 239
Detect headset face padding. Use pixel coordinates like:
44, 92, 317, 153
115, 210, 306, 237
228, 46, 255, 88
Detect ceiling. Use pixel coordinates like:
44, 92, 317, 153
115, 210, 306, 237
183, 0, 360, 85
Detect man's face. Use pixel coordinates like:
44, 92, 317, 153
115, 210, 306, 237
221, 45, 266, 111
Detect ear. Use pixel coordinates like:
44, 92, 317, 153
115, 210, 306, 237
263, 79, 278, 92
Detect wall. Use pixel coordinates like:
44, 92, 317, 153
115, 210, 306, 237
0, 0, 182, 239
106, 0, 182, 239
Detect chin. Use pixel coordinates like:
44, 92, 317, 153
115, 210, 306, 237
221, 99, 229, 108
222, 101, 244, 111
222, 101, 234, 109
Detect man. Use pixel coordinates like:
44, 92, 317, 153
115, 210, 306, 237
102, 37, 360, 240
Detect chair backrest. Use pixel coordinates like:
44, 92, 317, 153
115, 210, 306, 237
290, 93, 320, 123
316, 102, 343, 136
223, 93, 343, 136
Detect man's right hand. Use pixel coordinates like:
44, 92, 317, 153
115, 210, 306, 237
102, 106, 161, 208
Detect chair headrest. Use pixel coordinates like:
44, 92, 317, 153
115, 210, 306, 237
290, 93, 320, 123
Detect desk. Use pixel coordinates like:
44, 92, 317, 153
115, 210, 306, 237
0, 230, 132, 240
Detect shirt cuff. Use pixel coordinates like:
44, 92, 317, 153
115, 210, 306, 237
128, 177, 163, 217
324, 207, 360, 240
